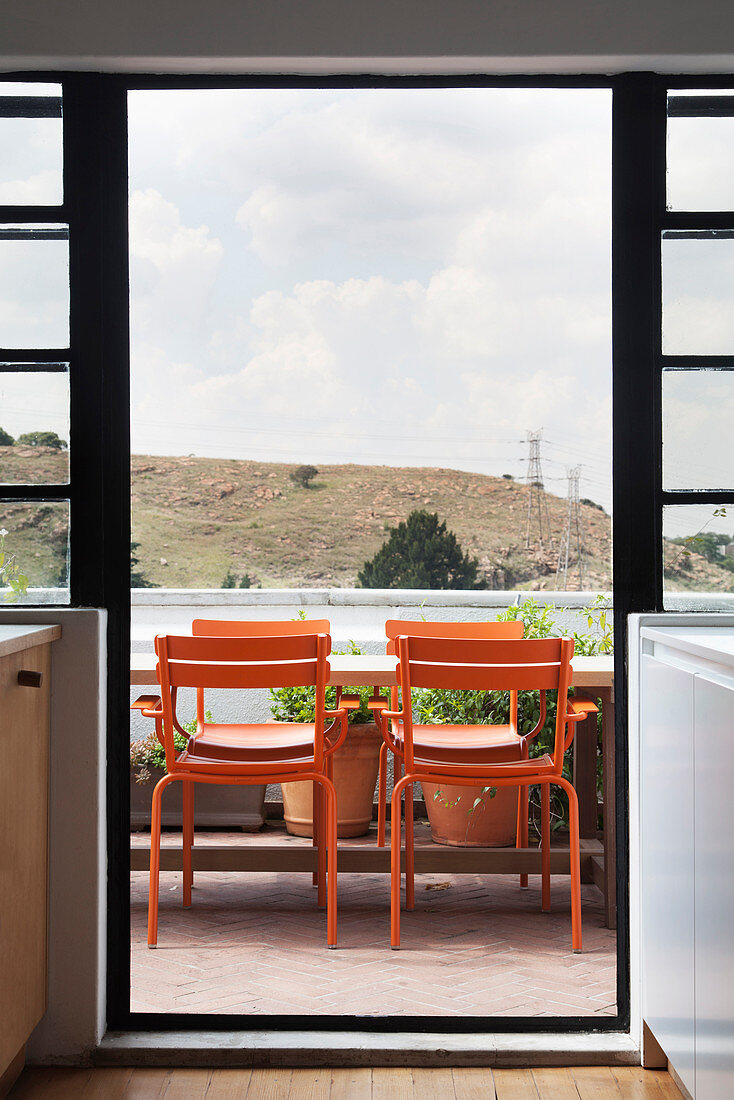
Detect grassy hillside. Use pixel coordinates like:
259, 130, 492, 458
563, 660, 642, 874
1, 446, 731, 593
129, 455, 613, 590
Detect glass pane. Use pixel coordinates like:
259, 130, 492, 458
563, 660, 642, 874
663, 503, 734, 609
663, 370, 734, 490
0, 82, 63, 205
0, 499, 69, 602
662, 232, 734, 355
0, 226, 69, 348
0, 367, 69, 483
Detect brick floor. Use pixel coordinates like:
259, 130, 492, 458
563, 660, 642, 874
130, 827, 616, 1018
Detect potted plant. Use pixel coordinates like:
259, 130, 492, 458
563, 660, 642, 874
130, 711, 266, 830
270, 644, 382, 838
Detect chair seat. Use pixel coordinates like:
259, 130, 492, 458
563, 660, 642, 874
187, 721, 316, 762
394, 723, 525, 765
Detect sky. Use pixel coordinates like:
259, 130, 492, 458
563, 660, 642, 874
126, 87, 614, 513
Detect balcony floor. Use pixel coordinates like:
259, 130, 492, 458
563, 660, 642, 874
131, 824, 616, 1019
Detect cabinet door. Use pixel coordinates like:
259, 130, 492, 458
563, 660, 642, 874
0, 644, 50, 1074
695, 673, 734, 1100
640, 655, 695, 1097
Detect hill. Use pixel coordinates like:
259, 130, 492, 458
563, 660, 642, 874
129, 455, 612, 590
1, 447, 732, 593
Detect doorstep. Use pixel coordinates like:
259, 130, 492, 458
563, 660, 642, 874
95, 1030, 639, 1069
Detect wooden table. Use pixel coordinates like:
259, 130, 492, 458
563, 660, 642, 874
130, 652, 616, 927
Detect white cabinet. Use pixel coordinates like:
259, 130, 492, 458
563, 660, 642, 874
694, 673, 734, 1100
638, 623, 734, 1100
640, 656, 696, 1097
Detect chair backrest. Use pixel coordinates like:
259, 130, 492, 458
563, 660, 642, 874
193, 618, 330, 636
385, 618, 524, 727
395, 634, 573, 773
384, 618, 523, 654
154, 632, 331, 771
191, 618, 330, 725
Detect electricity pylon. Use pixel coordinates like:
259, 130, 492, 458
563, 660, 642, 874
524, 430, 554, 552
556, 465, 586, 590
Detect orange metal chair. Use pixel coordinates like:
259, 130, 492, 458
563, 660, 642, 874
135, 628, 345, 949
376, 619, 541, 886
375, 634, 597, 951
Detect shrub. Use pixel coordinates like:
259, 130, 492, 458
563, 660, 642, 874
17, 430, 67, 450
290, 464, 319, 489
358, 510, 482, 590
0, 427, 14, 446
270, 640, 373, 725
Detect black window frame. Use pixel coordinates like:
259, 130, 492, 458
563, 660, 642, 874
4, 67, 701, 1040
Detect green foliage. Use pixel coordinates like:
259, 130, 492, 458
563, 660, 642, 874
130, 710, 213, 778
221, 569, 237, 588
270, 640, 373, 725
358, 510, 482, 590
17, 430, 67, 451
239, 573, 253, 589
0, 427, 14, 446
0, 528, 29, 602
290, 464, 319, 489
130, 539, 155, 588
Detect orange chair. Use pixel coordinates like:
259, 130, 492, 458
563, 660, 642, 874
135, 628, 345, 948
376, 634, 597, 951
377, 619, 542, 887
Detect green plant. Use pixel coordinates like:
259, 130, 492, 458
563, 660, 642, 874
130, 539, 155, 588
17, 430, 67, 451
358, 510, 483, 590
270, 639, 374, 725
290, 464, 319, 489
130, 710, 213, 782
0, 427, 14, 446
0, 528, 29, 602
221, 569, 237, 588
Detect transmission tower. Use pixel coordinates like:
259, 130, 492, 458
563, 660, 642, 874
524, 430, 554, 552
556, 466, 586, 589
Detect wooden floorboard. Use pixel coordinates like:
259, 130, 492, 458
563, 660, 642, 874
8, 1065, 684, 1099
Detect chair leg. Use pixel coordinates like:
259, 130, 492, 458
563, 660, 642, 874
148, 774, 172, 948
405, 781, 415, 911
183, 780, 194, 908
377, 741, 388, 847
390, 774, 411, 949
314, 777, 326, 908
517, 783, 529, 888
557, 776, 582, 952
315, 774, 338, 948
541, 780, 551, 911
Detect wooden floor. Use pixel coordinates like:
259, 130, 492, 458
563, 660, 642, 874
10, 1065, 682, 1098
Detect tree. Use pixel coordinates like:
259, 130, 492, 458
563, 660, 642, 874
358, 510, 482, 590
221, 569, 237, 588
290, 464, 319, 489
0, 427, 14, 446
130, 540, 155, 588
17, 430, 67, 451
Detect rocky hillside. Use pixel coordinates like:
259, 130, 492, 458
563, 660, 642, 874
2, 446, 731, 593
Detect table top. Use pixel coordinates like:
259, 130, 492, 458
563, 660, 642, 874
130, 651, 613, 689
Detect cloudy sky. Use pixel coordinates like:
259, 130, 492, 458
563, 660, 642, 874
126, 87, 614, 512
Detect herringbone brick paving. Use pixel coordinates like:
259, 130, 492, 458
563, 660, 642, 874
131, 827, 616, 1017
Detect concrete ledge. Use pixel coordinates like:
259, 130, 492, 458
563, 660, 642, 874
95, 1029, 639, 1069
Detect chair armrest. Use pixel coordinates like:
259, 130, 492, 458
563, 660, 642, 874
565, 697, 599, 722
367, 697, 390, 714
339, 695, 362, 710
131, 694, 163, 719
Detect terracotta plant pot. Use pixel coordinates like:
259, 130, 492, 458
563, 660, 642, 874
130, 766, 266, 831
281, 722, 382, 838
421, 781, 518, 847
